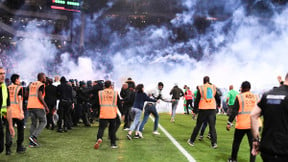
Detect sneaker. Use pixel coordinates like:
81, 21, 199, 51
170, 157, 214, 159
207, 134, 211, 140
111, 145, 118, 149
57, 129, 64, 133
192, 114, 196, 120
127, 134, 132, 140
152, 131, 160, 135
187, 139, 194, 146
138, 132, 144, 138
16, 145, 26, 154
5, 148, 11, 155
28, 142, 37, 148
198, 136, 203, 141
212, 143, 218, 149
94, 139, 102, 149
227, 158, 237, 162
29, 136, 39, 146
134, 135, 140, 139
170, 118, 175, 123
123, 128, 130, 131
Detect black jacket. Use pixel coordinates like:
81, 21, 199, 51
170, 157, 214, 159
57, 83, 73, 102
45, 84, 57, 106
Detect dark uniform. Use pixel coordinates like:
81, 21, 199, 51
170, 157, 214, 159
45, 81, 57, 130
56, 77, 73, 132
257, 85, 288, 162
77, 82, 91, 127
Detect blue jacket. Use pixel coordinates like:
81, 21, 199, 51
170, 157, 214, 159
133, 92, 157, 110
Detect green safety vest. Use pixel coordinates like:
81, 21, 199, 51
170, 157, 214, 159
0, 83, 8, 117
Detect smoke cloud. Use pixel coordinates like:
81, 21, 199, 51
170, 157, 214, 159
3, 0, 288, 99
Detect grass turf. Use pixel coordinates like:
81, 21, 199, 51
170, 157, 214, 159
0, 113, 262, 162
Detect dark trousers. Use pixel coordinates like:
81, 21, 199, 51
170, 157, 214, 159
261, 153, 288, 162
231, 129, 255, 162
186, 100, 193, 114
110, 115, 120, 139
123, 106, 132, 129
80, 103, 90, 126
46, 103, 55, 129
97, 118, 116, 146
0, 117, 4, 153
200, 121, 211, 136
190, 109, 217, 145
57, 100, 72, 129
5, 118, 24, 149
72, 104, 80, 126
90, 104, 99, 123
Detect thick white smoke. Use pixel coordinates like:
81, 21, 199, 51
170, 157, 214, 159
4, 0, 288, 113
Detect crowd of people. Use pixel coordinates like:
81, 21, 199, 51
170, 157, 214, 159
0, 66, 287, 162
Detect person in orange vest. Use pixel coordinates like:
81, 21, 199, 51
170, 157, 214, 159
27, 73, 49, 147
226, 81, 257, 162
94, 80, 122, 149
187, 76, 221, 148
5, 74, 26, 154
184, 86, 194, 115
0, 67, 15, 154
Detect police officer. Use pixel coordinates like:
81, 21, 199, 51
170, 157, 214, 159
251, 73, 288, 162
94, 80, 122, 149
187, 76, 220, 148
44, 78, 57, 130
77, 81, 91, 127
227, 81, 257, 162
56, 77, 73, 132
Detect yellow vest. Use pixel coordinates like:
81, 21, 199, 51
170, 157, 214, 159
0, 83, 8, 117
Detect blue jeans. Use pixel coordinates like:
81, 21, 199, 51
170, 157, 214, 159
139, 103, 159, 132
129, 108, 142, 132
171, 99, 179, 118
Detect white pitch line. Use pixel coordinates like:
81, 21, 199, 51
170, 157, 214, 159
150, 116, 196, 162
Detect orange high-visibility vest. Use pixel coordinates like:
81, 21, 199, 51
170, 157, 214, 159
99, 89, 118, 119
27, 81, 45, 109
8, 84, 24, 119
185, 89, 193, 100
235, 91, 257, 129
198, 83, 216, 109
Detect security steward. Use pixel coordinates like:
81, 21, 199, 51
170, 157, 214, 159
5, 74, 26, 154
27, 73, 49, 147
0, 67, 15, 154
227, 81, 257, 162
94, 80, 122, 149
188, 76, 220, 148
251, 73, 288, 162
